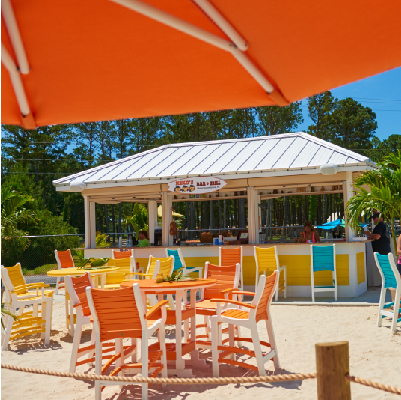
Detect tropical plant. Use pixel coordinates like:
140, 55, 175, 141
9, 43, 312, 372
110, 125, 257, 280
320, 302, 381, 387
346, 150, 401, 250
124, 203, 149, 236
73, 249, 109, 269
1, 303, 18, 330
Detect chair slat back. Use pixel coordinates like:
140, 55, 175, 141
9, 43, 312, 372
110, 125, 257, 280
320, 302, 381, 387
106, 257, 132, 284
158, 257, 174, 277
69, 273, 93, 317
113, 250, 133, 259
88, 287, 142, 342
220, 247, 241, 267
375, 253, 398, 289
255, 271, 278, 322
56, 249, 74, 268
204, 263, 239, 300
166, 249, 183, 271
312, 245, 335, 272
255, 247, 278, 273
148, 256, 173, 278
4, 263, 26, 293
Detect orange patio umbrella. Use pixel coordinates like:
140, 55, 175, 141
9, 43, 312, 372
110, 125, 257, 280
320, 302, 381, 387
2, 0, 401, 129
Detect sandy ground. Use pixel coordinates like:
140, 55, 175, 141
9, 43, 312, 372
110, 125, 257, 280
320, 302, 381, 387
2, 298, 401, 400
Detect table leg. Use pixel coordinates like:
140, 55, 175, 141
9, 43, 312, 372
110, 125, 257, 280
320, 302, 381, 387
100, 274, 105, 289
175, 290, 185, 372
188, 288, 205, 367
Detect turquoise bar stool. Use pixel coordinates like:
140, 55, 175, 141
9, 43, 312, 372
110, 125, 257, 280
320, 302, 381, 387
165, 248, 203, 277
310, 244, 337, 302
374, 252, 401, 334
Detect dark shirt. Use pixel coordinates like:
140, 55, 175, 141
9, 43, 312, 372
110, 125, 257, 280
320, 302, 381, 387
371, 221, 391, 255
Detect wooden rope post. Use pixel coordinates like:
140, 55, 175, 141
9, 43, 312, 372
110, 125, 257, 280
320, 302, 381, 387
315, 341, 351, 400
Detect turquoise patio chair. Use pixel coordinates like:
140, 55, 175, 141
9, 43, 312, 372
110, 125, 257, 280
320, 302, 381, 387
165, 248, 203, 277
374, 252, 401, 334
310, 244, 337, 302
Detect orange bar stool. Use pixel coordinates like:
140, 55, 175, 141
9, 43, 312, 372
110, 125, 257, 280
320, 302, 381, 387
86, 285, 168, 400
54, 249, 75, 295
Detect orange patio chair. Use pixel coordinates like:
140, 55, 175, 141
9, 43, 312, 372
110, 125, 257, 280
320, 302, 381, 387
86, 285, 168, 400
210, 271, 280, 377
54, 249, 75, 295
65, 272, 136, 373
219, 246, 243, 290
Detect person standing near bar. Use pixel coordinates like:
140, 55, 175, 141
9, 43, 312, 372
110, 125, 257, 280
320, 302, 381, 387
364, 213, 391, 255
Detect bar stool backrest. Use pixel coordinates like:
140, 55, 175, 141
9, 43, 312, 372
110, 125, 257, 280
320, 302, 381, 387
255, 247, 278, 273
147, 256, 174, 278
254, 271, 278, 322
113, 249, 133, 259
374, 253, 399, 289
311, 245, 335, 272
166, 249, 185, 271
55, 249, 74, 269
66, 272, 93, 317
203, 263, 239, 300
220, 247, 241, 266
86, 286, 145, 342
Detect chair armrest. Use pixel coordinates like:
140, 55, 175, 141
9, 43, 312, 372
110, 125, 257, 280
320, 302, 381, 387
279, 264, 287, 270
145, 300, 169, 320
220, 288, 235, 294
26, 283, 50, 289
232, 290, 255, 296
133, 272, 153, 277
210, 298, 256, 309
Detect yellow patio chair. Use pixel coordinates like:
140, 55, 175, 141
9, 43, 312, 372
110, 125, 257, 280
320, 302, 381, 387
1, 265, 53, 350
86, 285, 168, 400
131, 256, 174, 280
103, 255, 138, 289
211, 271, 280, 377
131, 256, 174, 308
1, 263, 54, 302
254, 246, 287, 301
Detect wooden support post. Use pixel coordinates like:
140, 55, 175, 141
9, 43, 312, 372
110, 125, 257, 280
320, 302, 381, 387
315, 341, 351, 400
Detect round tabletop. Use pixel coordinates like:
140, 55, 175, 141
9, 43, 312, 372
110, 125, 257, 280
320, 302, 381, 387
120, 278, 216, 294
47, 266, 120, 277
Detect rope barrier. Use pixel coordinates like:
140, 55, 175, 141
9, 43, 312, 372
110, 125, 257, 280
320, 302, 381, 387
1, 364, 316, 385
345, 375, 401, 396
3, 364, 401, 396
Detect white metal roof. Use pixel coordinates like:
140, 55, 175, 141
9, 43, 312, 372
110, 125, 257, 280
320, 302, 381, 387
53, 132, 375, 191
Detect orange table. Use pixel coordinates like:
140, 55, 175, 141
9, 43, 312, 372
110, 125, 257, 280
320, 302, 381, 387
121, 278, 216, 377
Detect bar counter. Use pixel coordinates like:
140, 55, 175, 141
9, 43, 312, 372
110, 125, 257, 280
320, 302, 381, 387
85, 240, 370, 298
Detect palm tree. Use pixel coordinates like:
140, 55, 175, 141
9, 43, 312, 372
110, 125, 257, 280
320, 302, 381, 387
346, 151, 401, 251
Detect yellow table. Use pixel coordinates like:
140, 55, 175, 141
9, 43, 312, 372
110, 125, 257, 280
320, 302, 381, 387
47, 266, 119, 334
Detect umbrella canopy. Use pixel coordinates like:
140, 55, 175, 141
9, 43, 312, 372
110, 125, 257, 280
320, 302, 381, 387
157, 205, 184, 219
316, 219, 369, 230
2, 0, 401, 129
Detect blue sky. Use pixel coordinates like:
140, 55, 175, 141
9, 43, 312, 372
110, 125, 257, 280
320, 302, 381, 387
297, 66, 401, 141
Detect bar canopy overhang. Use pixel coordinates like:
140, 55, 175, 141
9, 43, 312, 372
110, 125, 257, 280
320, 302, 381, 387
53, 133, 376, 247
54, 132, 375, 194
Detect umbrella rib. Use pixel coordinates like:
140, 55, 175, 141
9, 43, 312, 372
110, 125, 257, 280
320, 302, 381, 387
1, 0, 29, 74
191, 0, 248, 51
109, 0, 276, 95
1, 44, 31, 117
